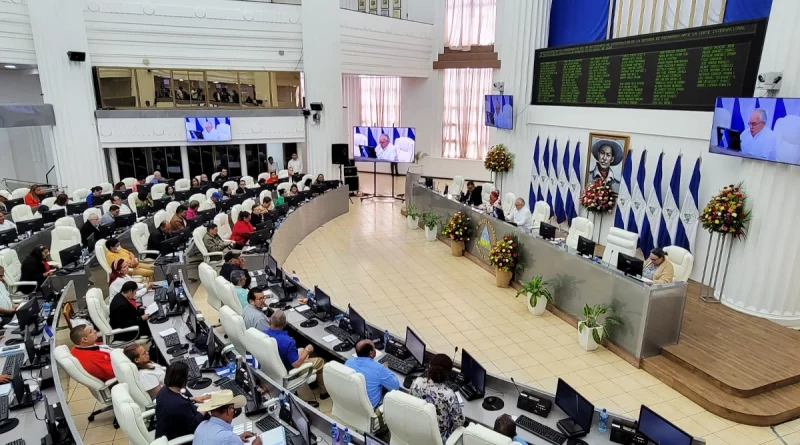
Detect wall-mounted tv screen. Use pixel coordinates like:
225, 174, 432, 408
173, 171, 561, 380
485, 95, 514, 129
709, 97, 800, 165
353, 127, 416, 162
185, 117, 231, 142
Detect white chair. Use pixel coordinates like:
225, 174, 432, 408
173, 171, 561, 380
189, 193, 206, 205
111, 384, 194, 445
395, 137, 415, 163
277, 169, 289, 179
206, 188, 219, 200
151, 183, 167, 200
0, 190, 10, 200
774, 115, 800, 165
566, 217, 595, 250
531, 201, 551, 231
145, 175, 154, 184
128, 194, 139, 214
110, 349, 153, 409
277, 183, 291, 195
664, 245, 694, 282
214, 213, 232, 240
154, 210, 168, 229
72, 188, 90, 202
99, 182, 113, 194
223, 180, 237, 193
259, 190, 273, 205
0, 249, 38, 295
257, 172, 271, 183
50, 226, 81, 266
83, 207, 101, 223
451, 175, 465, 197
131, 222, 158, 261
216, 276, 243, 315
211, 172, 220, 181
95, 239, 113, 280
86, 288, 147, 346
41, 196, 56, 208
11, 204, 36, 222
11, 188, 28, 199
602, 227, 639, 266
193, 226, 224, 266
501, 192, 516, 216
383, 390, 465, 445
323, 362, 379, 434
231, 204, 242, 224
299, 174, 313, 188
242, 176, 258, 189
219, 305, 247, 356
354, 133, 368, 156
122, 177, 137, 189
198, 200, 216, 212
174, 178, 190, 191
462, 424, 514, 445
55, 216, 77, 229
102, 200, 113, 214
199, 263, 222, 310
241, 198, 255, 213
481, 183, 495, 203
165, 201, 180, 221
53, 345, 116, 423
243, 328, 315, 392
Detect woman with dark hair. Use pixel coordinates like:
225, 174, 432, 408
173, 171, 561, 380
303, 178, 312, 191
164, 185, 176, 201
315, 174, 325, 185
20, 246, 57, 293
235, 179, 248, 195
123, 343, 165, 398
24, 184, 44, 208
230, 211, 254, 249
51, 193, 70, 210
262, 196, 274, 211
222, 186, 233, 200
155, 361, 210, 439
410, 354, 465, 441
108, 258, 151, 298
285, 184, 299, 197
186, 201, 200, 220
114, 182, 126, 191
191, 177, 201, 188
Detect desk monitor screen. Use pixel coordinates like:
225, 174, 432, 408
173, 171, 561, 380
577, 236, 595, 257
268, 255, 278, 276
405, 327, 426, 365
66, 201, 88, 215
4, 198, 23, 212
353, 126, 416, 163
638, 405, 692, 445
15, 297, 39, 330
16, 218, 44, 234
41, 209, 66, 224
114, 213, 135, 228
313, 286, 331, 316
248, 229, 271, 247
186, 117, 232, 142
152, 198, 169, 212
0, 229, 16, 245
186, 303, 197, 335
555, 378, 595, 434
539, 222, 557, 240
59, 244, 82, 268
364, 433, 388, 445
460, 349, 486, 394
485, 95, 514, 130
348, 305, 366, 340
288, 395, 311, 445
617, 253, 644, 277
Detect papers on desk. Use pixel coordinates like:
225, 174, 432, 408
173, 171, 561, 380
322, 334, 338, 343
294, 304, 310, 313
0, 345, 23, 357
145, 302, 160, 316
256, 427, 288, 445
0, 384, 11, 397
195, 356, 208, 367
159, 328, 177, 338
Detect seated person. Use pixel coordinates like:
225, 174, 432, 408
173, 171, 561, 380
111, 195, 132, 214
242, 287, 269, 331
0, 266, 18, 326
20, 246, 57, 293
508, 198, 531, 227
203, 223, 233, 253
483, 190, 501, 213
50, 193, 70, 211
109, 259, 152, 298
151, 171, 164, 184
80, 214, 100, 246
134, 190, 153, 209
460, 181, 482, 206
69, 324, 114, 381
155, 361, 211, 440
230, 270, 249, 309
643, 247, 674, 284
199, 173, 210, 185
262, 196, 274, 211
410, 354, 465, 441
163, 185, 177, 201
250, 204, 265, 226
24, 184, 44, 208
209, 192, 222, 206
235, 179, 248, 195
230, 211, 254, 249
266, 172, 279, 184
86, 186, 103, 207
123, 343, 165, 398
315, 174, 325, 185
285, 184, 299, 197
0, 212, 16, 231
275, 192, 285, 206
147, 221, 169, 257
191, 177, 201, 188
186, 201, 199, 220
214, 169, 229, 185
345, 339, 400, 408
114, 182, 126, 192
221, 186, 234, 201
99, 204, 120, 226
109, 281, 152, 342
0, 195, 7, 213
302, 178, 313, 191
494, 414, 528, 444
169, 205, 188, 232
194, 391, 256, 445
265, 311, 328, 402
220, 252, 251, 288
105, 238, 154, 279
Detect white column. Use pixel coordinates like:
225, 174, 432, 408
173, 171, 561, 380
108, 148, 120, 184
180, 146, 190, 179
27, 0, 106, 192
301, 0, 344, 180
239, 144, 248, 177
720, 0, 800, 327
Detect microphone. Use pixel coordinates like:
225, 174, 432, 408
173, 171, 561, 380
511, 377, 553, 417
452, 346, 459, 364
510, 377, 524, 397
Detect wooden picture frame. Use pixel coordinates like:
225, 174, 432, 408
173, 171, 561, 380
585, 132, 630, 194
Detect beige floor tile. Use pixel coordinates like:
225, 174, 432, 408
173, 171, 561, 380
733, 424, 779, 444
68, 398, 99, 415
83, 425, 118, 445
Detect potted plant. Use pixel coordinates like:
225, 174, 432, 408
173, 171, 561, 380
577, 304, 622, 351
441, 211, 471, 256
422, 212, 442, 242
516, 276, 553, 316
484, 144, 514, 173
488, 235, 521, 287
414, 152, 429, 164
406, 204, 421, 230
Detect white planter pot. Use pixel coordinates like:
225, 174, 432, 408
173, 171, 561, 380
526, 293, 548, 316
407, 215, 419, 229
424, 225, 438, 241
578, 321, 603, 351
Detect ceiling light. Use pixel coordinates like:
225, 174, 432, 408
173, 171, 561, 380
178, 78, 183, 81
4, 65, 16, 69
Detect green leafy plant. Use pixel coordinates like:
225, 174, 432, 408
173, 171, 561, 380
578, 304, 622, 345
406, 204, 421, 219
414, 152, 429, 163
515, 276, 554, 308
422, 211, 442, 230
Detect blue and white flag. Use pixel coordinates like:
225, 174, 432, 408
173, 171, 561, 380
543, 139, 552, 217
530, 136, 541, 211
537, 138, 547, 203
641, 152, 665, 256
629, 151, 647, 244
554, 141, 567, 223
614, 150, 634, 230
566, 142, 580, 225
661, 155, 682, 246
675, 158, 701, 252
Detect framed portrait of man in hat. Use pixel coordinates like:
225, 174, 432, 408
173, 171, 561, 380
585, 132, 630, 194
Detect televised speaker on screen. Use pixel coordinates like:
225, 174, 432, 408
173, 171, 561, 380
185, 117, 231, 142
353, 126, 416, 163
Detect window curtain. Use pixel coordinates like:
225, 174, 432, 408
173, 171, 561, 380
613, 0, 725, 38
445, 0, 497, 50
548, 0, 609, 47
442, 68, 493, 160
359, 76, 401, 127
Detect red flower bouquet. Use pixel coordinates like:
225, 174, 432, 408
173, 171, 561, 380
489, 235, 521, 272
441, 211, 471, 242
701, 183, 750, 239
580, 179, 617, 214
484, 144, 514, 173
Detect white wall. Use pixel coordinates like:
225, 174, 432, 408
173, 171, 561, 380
0, 0, 36, 65
339, 0, 434, 24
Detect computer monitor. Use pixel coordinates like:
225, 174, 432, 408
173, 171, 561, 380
298, 190, 312, 201
577, 236, 595, 257
555, 378, 595, 437
41, 209, 66, 224
97, 222, 115, 239
288, 395, 311, 445
364, 433, 388, 445
159, 235, 184, 255
244, 363, 265, 415
138, 183, 153, 195
4, 198, 23, 212
114, 213, 136, 229
276, 203, 288, 216
136, 206, 151, 218
204, 325, 226, 369
268, 255, 279, 277
15, 297, 40, 333
310, 184, 324, 195
113, 189, 131, 200
174, 190, 190, 202
16, 218, 44, 235
278, 177, 289, 184
92, 194, 109, 207
0, 229, 17, 246
266, 209, 280, 221
216, 200, 234, 213
637, 405, 692, 445
58, 244, 83, 268
405, 327, 426, 366
197, 208, 216, 221
539, 222, 557, 240
285, 195, 301, 208
348, 305, 366, 340
460, 349, 486, 395
255, 219, 274, 232
66, 201, 88, 216
617, 253, 644, 277
324, 180, 339, 189
248, 229, 272, 247
152, 198, 169, 211
313, 286, 331, 318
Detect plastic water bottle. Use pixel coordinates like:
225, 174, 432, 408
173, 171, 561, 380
292, 271, 299, 282
342, 427, 351, 444
227, 360, 236, 376
331, 423, 340, 443
42, 302, 51, 314
81, 248, 88, 264
306, 289, 314, 304
598, 408, 608, 433
384, 330, 390, 346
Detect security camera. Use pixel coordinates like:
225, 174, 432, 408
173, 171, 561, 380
493, 82, 504, 94
757, 72, 782, 90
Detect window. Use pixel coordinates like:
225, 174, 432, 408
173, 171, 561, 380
445, 0, 497, 50
148, 147, 183, 179
97, 68, 138, 108
442, 68, 493, 160
246, 144, 267, 178
112, 147, 181, 181
114, 148, 137, 181
359, 76, 401, 127
214, 145, 242, 177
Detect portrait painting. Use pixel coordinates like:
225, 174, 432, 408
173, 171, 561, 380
585, 132, 630, 194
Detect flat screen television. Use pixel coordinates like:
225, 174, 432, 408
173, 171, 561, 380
709, 97, 800, 165
185, 117, 231, 142
353, 127, 416, 163
485, 95, 514, 129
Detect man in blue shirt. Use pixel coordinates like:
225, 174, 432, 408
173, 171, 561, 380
345, 339, 400, 407
151, 171, 164, 184
264, 311, 329, 401
193, 390, 258, 445
86, 186, 103, 207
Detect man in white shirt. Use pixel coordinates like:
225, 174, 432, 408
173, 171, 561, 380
492, 97, 514, 129
509, 198, 532, 228
266, 157, 278, 174
742, 108, 777, 161
202, 121, 221, 141
376, 134, 398, 162
110, 196, 132, 215
287, 153, 302, 174
0, 212, 16, 232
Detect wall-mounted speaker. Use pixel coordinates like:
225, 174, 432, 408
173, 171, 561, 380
67, 51, 86, 62
331, 143, 350, 165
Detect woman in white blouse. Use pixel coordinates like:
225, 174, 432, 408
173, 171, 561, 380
108, 258, 152, 299
50, 193, 70, 211
123, 343, 165, 397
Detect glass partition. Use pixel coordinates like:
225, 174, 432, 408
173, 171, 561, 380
97, 68, 138, 108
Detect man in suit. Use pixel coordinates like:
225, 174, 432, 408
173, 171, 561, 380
169, 205, 188, 232
459, 181, 483, 207
109, 281, 151, 342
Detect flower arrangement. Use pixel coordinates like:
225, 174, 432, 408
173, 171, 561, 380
489, 235, 521, 273
580, 179, 617, 214
484, 144, 514, 173
701, 183, 750, 239
441, 211, 471, 242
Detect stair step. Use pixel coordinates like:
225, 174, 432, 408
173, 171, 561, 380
444, 45, 494, 53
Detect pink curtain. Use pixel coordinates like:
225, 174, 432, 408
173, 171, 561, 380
359, 76, 402, 127
442, 68, 493, 160
445, 0, 497, 50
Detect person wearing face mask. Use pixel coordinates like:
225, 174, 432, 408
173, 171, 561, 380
20, 245, 57, 293
105, 238, 154, 279
108, 259, 152, 298
193, 390, 257, 445
156, 361, 212, 440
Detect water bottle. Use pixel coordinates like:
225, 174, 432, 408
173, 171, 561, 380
384, 330, 390, 346
331, 423, 340, 443
292, 271, 299, 282
598, 408, 608, 433
306, 289, 314, 303
81, 248, 88, 264
42, 301, 51, 314
342, 427, 351, 444
227, 359, 236, 376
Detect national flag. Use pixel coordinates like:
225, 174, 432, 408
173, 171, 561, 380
731, 98, 745, 134
615, 149, 633, 230
554, 141, 567, 224
537, 138, 547, 203
641, 152, 665, 256
661, 155, 682, 246
772, 98, 787, 130
629, 150, 647, 245
529, 136, 540, 212
545, 140, 554, 219
675, 158, 701, 252
566, 142, 580, 225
